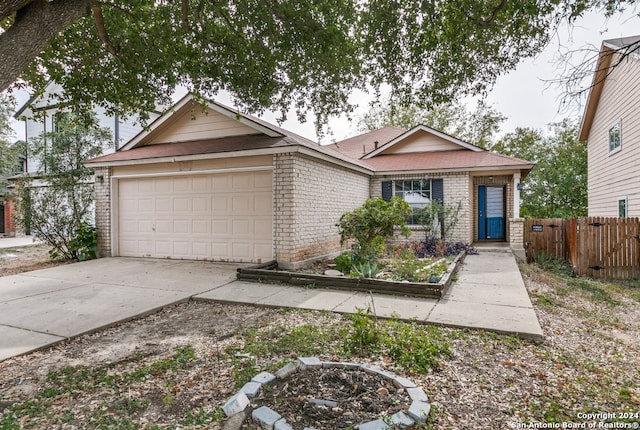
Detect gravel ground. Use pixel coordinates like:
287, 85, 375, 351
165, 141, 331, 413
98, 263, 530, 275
0, 255, 638, 429
0, 244, 68, 277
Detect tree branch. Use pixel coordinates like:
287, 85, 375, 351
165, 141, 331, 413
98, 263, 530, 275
181, 0, 189, 31
0, 0, 92, 91
479, 0, 508, 27
0, 0, 32, 22
90, 1, 117, 56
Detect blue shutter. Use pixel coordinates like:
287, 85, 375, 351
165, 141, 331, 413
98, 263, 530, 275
381, 181, 393, 201
432, 179, 443, 204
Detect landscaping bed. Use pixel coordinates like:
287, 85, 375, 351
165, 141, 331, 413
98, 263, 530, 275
237, 249, 466, 299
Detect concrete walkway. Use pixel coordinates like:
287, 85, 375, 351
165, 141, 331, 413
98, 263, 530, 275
0, 252, 543, 362
196, 251, 544, 342
0, 236, 40, 249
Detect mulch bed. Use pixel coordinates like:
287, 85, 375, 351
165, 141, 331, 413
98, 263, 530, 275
244, 367, 410, 429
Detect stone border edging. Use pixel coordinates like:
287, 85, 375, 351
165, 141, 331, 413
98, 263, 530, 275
236, 251, 466, 299
222, 357, 431, 430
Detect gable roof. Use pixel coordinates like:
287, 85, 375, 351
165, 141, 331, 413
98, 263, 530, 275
579, 35, 640, 141
326, 126, 406, 159
363, 124, 483, 158
328, 124, 532, 174
362, 150, 533, 174
86, 94, 372, 172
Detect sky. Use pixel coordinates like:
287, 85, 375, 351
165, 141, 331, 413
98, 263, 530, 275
9, 6, 640, 144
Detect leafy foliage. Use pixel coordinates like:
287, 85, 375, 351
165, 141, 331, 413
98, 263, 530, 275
14, 113, 110, 260
415, 200, 463, 243
4, 1, 626, 133
344, 308, 451, 372
493, 119, 587, 218
336, 197, 411, 262
66, 222, 97, 261
0, 95, 19, 196
359, 98, 505, 148
409, 239, 478, 258
390, 253, 447, 283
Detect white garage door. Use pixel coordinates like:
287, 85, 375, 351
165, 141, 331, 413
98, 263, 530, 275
117, 170, 273, 262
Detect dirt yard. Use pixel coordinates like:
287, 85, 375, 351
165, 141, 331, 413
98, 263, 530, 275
0, 253, 638, 429
0, 244, 68, 277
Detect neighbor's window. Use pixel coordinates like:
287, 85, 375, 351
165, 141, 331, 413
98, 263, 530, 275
609, 121, 621, 154
395, 179, 431, 224
618, 197, 628, 218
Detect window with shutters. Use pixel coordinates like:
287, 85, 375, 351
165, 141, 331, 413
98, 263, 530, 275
394, 179, 431, 224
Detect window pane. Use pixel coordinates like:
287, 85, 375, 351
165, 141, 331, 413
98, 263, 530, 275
394, 179, 432, 224
609, 122, 621, 152
618, 199, 627, 218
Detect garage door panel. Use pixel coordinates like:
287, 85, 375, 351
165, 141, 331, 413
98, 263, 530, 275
232, 243, 251, 259
192, 197, 210, 212
212, 196, 229, 212
173, 241, 190, 256
212, 219, 229, 234
138, 199, 154, 212
173, 197, 191, 212
232, 195, 252, 212
138, 181, 154, 193
212, 176, 230, 190
118, 171, 272, 262
254, 219, 272, 239
155, 241, 171, 255
173, 220, 190, 234
192, 242, 210, 256
173, 177, 190, 191
232, 219, 251, 235
155, 198, 171, 212
255, 195, 271, 212
192, 176, 210, 191
254, 171, 272, 189
154, 178, 173, 192
192, 219, 209, 234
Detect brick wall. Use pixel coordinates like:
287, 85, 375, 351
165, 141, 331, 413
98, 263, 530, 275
93, 166, 112, 257
509, 218, 525, 261
274, 153, 370, 269
370, 172, 472, 244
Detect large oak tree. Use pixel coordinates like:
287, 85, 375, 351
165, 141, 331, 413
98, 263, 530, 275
0, 0, 634, 127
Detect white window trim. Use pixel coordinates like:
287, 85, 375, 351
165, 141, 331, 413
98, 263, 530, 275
608, 119, 622, 155
617, 196, 628, 218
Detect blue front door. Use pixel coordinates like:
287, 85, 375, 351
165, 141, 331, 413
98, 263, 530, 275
478, 185, 505, 240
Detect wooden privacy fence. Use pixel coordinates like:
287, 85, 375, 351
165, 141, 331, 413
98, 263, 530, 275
525, 217, 640, 280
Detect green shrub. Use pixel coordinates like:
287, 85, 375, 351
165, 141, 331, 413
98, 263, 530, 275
333, 252, 355, 273
351, 261, 379, 278
336, 197, 412, 263
66, 222, 98, 261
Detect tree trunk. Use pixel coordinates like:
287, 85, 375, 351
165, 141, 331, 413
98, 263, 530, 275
0, 0, 92, 92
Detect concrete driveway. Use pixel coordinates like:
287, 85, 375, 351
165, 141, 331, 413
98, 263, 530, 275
0, 258, 240, 361
1, 252, 544, 362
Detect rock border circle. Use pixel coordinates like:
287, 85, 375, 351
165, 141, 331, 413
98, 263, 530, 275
221, 356, 431, 429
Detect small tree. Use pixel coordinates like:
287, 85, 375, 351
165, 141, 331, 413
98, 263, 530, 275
15, 113, 111, 260
337, 197, 412, 262
416, 200, 463, 243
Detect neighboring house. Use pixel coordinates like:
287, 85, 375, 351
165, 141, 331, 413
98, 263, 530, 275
85, 94, 533, 269
579, 35, 640, 217
6, 82, 160, 235
14, 82, 159, 174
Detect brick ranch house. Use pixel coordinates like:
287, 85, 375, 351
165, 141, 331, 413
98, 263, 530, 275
85, 94, 533, 269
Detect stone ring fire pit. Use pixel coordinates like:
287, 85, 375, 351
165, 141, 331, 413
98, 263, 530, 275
222, 357, 431, 429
